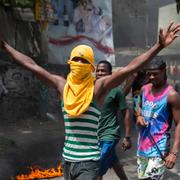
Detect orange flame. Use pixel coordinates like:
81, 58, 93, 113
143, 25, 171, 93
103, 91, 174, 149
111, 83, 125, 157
15, 164, 63, 180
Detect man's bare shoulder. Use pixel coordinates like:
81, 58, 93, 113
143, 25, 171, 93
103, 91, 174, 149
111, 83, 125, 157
168, 88, 180, 106
94, 75, 111, 105
94, 75, 110, 92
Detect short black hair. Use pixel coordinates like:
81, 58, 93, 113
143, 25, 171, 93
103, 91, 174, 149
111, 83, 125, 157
97, 60, 112, 73
146, 56, 166, 70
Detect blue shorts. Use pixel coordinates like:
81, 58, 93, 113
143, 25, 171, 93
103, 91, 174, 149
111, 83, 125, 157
99, 140, 119, 176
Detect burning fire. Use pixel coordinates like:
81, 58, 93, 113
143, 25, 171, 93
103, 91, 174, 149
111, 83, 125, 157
15, 164, 63, 180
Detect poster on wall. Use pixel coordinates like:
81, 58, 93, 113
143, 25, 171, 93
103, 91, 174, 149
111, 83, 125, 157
47, 0, 115, 65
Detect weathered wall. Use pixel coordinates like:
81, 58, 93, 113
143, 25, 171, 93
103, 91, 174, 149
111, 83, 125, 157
112, 0, 176, 49
113, 0, 180, 85
0, 6, 43, 122
0, 65, 39, 122
112, 0, 147, 48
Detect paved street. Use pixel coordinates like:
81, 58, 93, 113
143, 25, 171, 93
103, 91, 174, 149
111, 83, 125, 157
0, 118, 180, 179
42, 130, 180, 180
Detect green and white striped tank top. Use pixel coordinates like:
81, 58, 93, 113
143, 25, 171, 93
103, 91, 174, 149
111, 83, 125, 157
61, 101, 101, 162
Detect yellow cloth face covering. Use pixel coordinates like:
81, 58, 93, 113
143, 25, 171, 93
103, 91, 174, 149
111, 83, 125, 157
63, 44, 96, 117
64, 61, 95, 117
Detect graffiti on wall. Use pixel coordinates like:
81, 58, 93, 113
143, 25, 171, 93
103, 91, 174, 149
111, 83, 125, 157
0, 65, 39, 121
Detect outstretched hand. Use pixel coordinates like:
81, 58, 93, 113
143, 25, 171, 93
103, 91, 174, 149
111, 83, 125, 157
159, 22, 180, 48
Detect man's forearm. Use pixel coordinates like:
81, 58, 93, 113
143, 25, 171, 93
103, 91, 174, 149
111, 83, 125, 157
3, 42, 37, 67
124, 108, 131, 137
126, 43, 163, 74
2, 41, 61, 89
123, 74, 136, 96
105, 43, 163, 91
171, 123, 180, 156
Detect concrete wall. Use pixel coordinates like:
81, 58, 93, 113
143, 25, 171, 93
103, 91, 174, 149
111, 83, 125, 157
112, 0, 147, 48
0, 6, 47, 122
113, 0, 180, 80
112, 0, 177, 49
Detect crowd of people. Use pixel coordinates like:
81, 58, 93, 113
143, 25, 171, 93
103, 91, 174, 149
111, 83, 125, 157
0, 22, 180, 180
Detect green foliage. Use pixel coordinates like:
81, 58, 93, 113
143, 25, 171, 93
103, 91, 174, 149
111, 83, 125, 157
0, 0, 33, 7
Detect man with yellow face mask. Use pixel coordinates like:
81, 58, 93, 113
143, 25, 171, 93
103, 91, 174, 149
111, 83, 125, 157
0, 22, 180, 180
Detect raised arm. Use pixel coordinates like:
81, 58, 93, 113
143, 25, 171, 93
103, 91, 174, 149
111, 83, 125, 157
0, 41, 66, 94
101, 22, 180, 92
122, 73, 137, 96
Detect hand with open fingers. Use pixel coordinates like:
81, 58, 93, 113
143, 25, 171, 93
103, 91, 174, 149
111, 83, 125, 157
122, 137, 132, 151
159, 22, 180, 48
136, 115, 148, 127
165, 153, 177, 169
